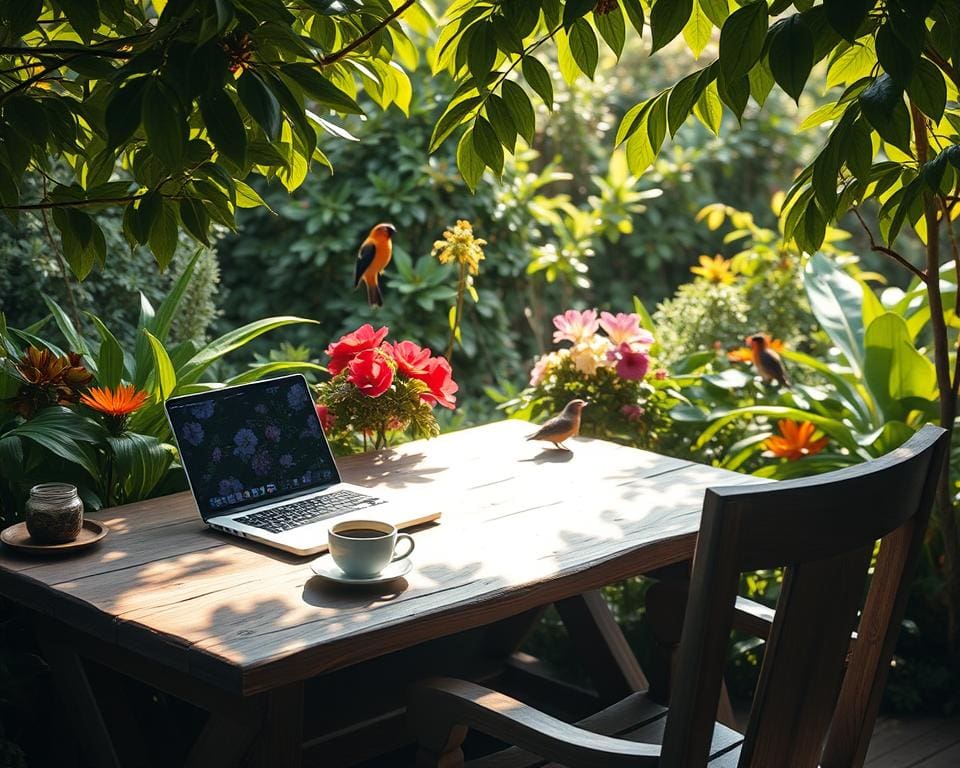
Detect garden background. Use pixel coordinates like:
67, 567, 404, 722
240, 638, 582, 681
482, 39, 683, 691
1, 1, 959, 764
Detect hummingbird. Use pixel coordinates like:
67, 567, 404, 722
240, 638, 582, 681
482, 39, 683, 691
526, 399, 588, 451
747, 333, 790, 388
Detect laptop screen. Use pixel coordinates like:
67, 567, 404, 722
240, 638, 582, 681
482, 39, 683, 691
165, 375, 341, 520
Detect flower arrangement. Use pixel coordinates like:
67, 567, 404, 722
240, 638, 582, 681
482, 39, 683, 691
316, 324, 458, 451
511, 309, 669, 444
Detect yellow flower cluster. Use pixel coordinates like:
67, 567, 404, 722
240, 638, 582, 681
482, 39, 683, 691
690, 254, 736, 284
432, 219, 487, 275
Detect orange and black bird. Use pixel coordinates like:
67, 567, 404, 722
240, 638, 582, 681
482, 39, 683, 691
526, 399, 588, 451
747, 333, 790, 388
354, 223, 396, 307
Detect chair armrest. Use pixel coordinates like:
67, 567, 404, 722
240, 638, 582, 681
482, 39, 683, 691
409, 678, 659, 768
734, 596, 776, 639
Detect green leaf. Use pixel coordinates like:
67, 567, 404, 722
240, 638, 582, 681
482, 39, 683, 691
456, 128, 485, 192
719, 1, 768, 82
142, 79, 187, 170
199, 88, 247, 167
693, 80, 722, 135
769, 14, 814, 102
472, 115, 504, 176
650, 0, 693, 53
56, 0, 101, 41
501, 80, 536, 145
144, 329, 176, 400
282, 64, 363, 114
235, 180, 271, 209
863, 313, 938, 422
824, 0, 872, 42
696, 405, 862, 454
859, 74, 912, 154
567, 18, 599, 79
42, 293, 90, 357
429, 94, 482, 153
522, 56, 554, 110
237, 70, 282, 141
225, 361, 329, 386
177, 317, 318, 384
148, 200, 179, 271
485, 93, 517, 152
105, 77, 146, 149
179, 197, 210, 246
803, 252, 866, 377
682, 2, 713, 58
108, 432, 172, 503
907, 58, 947, 123
86, 313, 124, 388
467, 22, 498, 81
699, 0, 728, 27
562, 0, 595, 29
595, 6, 627, 59
876, 22, 914, 86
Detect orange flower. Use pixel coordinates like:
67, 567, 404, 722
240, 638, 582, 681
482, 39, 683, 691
8, 346, 93, 418
691, 254, 736, 284
728, 337, 785, 363
80, 385, 150, 417
763, 419, 828, 461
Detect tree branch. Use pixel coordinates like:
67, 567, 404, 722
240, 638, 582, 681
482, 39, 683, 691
1, 195, 145, 211
0, 46, 133, 59
850, 205, 928, 283
319, 0, 416, 66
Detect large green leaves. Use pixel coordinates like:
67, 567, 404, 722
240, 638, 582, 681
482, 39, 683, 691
804, 253, 866, 377
863, 313, 938, 423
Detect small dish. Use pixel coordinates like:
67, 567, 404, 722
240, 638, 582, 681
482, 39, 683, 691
310, 556, 413, 585
0, 519, 108, 555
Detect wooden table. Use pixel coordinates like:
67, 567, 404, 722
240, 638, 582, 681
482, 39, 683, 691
0, 420, 764, 767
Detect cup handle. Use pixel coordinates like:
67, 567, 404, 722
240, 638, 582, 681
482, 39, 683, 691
391, 533, 415, 562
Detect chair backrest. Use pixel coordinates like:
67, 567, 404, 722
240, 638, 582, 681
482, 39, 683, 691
659, 424, 948, 768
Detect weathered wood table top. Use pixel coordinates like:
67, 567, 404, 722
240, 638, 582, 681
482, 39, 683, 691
0, 420, 764, 697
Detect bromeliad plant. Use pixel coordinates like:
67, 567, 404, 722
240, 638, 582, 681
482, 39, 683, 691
316, 324, 458, 452
0, 253, 319, 522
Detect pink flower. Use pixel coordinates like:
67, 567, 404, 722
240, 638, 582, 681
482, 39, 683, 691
419, 356, 458, 410
325, 324, 389, 375
382, 340, 432, 378
315, 404, 335, 432
530, 355, 550, 386
609, 343, 650, 380
599, 312, 654, 347
654, 368, 668, 380
346, 349, 394, 398
552, 309, 599, 344
620, 404, 645, 422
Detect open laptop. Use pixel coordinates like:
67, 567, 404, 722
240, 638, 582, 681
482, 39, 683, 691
165, 374, 439, 556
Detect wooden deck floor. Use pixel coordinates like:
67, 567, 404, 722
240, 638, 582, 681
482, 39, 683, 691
866, 715, 960, 767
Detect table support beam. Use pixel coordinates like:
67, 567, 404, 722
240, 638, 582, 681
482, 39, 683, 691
555, 590, 649, 703
35, 625, 121, 768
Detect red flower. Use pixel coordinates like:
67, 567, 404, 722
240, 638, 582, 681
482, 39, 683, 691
346, 349, 394, 398
383, 340, 433, 378
315, 403, 335, 432
419, 357, 458, 410
325, 324, 389, 375
610, 343, 650, 380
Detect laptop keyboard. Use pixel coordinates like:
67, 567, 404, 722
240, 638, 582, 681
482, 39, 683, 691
233, 490, 385, 534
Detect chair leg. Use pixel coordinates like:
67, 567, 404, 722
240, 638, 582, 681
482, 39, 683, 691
413, 723, 468, 768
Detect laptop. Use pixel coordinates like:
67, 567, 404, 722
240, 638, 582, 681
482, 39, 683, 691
165, 374, 439, 556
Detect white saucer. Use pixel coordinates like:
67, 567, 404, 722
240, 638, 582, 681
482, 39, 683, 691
310, 557, 413, 585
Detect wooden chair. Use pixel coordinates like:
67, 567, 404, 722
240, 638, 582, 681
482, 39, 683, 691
408, 424, 947, 768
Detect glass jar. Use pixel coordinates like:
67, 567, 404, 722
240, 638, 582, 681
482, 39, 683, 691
25, 483, 83, 545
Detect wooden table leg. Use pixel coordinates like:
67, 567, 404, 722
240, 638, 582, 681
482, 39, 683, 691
252, 681, 304, 768
555, 590, 649, 702
34, 624, 121, 768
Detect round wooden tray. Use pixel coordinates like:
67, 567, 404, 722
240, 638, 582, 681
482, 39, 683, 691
0, 519, 108, 555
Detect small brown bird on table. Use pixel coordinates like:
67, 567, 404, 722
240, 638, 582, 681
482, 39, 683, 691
747, 333, 790, 388
526, 399, 588, 451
